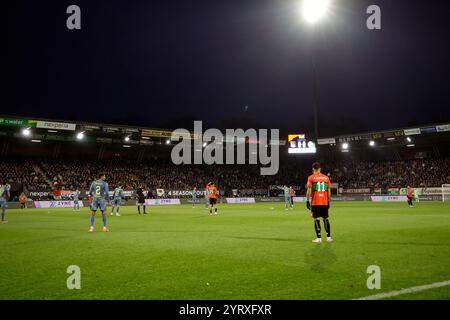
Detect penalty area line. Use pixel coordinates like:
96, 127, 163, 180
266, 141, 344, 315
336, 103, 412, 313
354, 280, 450, 300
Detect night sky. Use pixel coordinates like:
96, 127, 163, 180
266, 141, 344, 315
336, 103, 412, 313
5, 0, 450, 137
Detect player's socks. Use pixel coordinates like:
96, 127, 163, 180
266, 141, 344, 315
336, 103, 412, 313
314, 219, 321, 239
90, 215, 95, 227
1, 208, 5, 221
102, 214, 107, 227
323, 218, 331, 238
138, 206, 141, 214
143, 205, 147, 214
214, 208, 217, 214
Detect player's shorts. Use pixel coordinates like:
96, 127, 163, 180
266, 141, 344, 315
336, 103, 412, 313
311, 205, 329, 219
137, 197, 145, 205
91, 199, 107, 212
0, 199, 7, 208
209, 198, 217, 205
112, 199, 121, 206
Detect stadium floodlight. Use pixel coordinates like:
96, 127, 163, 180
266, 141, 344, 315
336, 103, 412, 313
301, 0, 330, 24
203, 142, 207, 147
76, 132, 85, 140
406, 137, 412, 142
166, 139, 171, 145
22, 128, 31, 136
342, 143, 349, 150
369, 140, 375, 147
124, 136, 130, 142
406, 144, 415, 147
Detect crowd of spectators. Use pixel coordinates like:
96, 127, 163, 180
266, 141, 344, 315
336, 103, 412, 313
328, 158, 450, 189
1, 157, 449, 194
0, 159, 48, 191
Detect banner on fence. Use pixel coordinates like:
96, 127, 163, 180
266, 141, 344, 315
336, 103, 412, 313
144, 199, 181, 206
34, 201, 84, 208
225, 198, 256, 204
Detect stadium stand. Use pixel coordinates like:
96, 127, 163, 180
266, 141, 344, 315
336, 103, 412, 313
1, 157, 449, 197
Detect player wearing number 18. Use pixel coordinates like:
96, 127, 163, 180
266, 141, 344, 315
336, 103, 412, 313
88, 173, 110, 233
306, 162, 332, 244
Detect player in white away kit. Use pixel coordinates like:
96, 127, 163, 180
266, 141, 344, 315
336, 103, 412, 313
192, 187, 197, 208
0, 183, 11, 224
89, 174, 110, 232
73, 189, 81, 211
284, 185, 290, 210
110, 186, 124, 216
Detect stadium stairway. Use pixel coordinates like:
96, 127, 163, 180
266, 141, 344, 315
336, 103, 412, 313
32, 164, 54, 189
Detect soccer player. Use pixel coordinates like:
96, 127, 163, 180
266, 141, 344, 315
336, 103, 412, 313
110, 185, 124, 216
204, 184, 209, 209
414, 187, 420, 203
284, 185, 290, 210
306, 162, 332, 243
136, 187, 146, 214
73, 189, 81, 211
19, 192, 27, 209
289, 186, 295, 209
0, 182, 10, 224
407, 186, 414, 207
88, 174, 109, 233
192, 187, 197, 208
207, 182, 218, 215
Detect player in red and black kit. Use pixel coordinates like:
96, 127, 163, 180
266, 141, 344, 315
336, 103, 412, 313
407, 186, 414, 207
207, 182, 219, 215
306, 162, 332, 243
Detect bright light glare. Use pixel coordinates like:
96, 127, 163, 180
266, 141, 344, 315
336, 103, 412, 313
76, 132, 84, 140
301, 0, 330, 24
166, 139, 171, 145
369, 140, 375, 147
124, 136, 130, 142
22, 128, 31, 136
342, 143, 349, 150
406, 137, 412, 142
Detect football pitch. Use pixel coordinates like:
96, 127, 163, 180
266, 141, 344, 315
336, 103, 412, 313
0, 202, 449, 300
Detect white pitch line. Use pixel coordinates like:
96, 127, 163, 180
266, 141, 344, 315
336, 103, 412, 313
354, 280, 450, 300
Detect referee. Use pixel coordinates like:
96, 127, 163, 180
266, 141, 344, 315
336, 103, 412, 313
136, 187, 147, 214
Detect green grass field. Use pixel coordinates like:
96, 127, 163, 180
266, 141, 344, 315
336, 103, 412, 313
0, 202, 449, 300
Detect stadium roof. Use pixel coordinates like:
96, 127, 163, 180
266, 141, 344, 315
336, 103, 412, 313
1, 115, 449, 150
